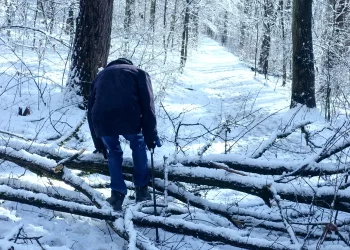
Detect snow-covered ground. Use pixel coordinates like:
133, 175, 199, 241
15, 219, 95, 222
0, 37, 348, 249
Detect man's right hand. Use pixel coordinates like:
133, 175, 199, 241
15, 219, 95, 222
93, 148, 107, 159
146, 135, 162, 151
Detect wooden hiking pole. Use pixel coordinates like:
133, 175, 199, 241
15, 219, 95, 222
150, 148, 159, 243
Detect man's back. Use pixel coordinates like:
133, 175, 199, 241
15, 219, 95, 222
88, 58, 157, 148
91, 63, 142, 136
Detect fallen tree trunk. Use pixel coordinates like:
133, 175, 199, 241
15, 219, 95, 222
66, 159, 350, 213
2, 137, 349, 177
0, 185, 292, 250
2, 147, 350, 214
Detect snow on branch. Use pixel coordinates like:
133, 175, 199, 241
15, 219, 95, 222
2, 145, 350, 214
0, 184, 116, 221
0, 25, 70, 47
250, 121, 312, 158
132, 209, 295, 250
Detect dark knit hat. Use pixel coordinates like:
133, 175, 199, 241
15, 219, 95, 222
106, 58, 133, 67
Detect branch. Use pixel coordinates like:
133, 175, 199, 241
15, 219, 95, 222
269, 186, 300, 246
0, 25, 70, 47
0, 184, 115, 220
0, 184, 292, 249
251, 121, 312, 158
133, 210, 292, 250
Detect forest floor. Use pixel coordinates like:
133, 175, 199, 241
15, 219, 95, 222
0, 36, 341, 250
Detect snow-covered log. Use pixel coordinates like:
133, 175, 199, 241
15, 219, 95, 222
2, 147, 350, 214
0, 185, 294, 250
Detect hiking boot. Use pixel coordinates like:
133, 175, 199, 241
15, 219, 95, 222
135, 185, 152, 202
106, 190, 125, 211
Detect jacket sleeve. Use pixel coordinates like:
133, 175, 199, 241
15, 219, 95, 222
87, 80, 105, 150
138, 70, 158, 144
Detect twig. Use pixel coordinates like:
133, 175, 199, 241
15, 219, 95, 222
269, 186, 300, 247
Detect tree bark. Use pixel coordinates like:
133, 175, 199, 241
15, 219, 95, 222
291, 0, 316, 108
65, 2, 75, 36
5, 0, 11, 39
67, 0, 114, 107
322, 0, 349, 120
150, 0, 156, 32
222, 11, 228, 46
240, 1, 250, 50
259, 0, 274, 79
124, 0, 135, 33
169, 0, 179, 50
279, 0, 287, 86
180, 0, 190, 67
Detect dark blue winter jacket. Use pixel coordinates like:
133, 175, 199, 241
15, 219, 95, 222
87, 59, 158, 150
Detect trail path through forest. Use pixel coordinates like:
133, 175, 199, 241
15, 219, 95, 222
160, 37, 291, 156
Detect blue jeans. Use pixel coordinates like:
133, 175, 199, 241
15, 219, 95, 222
101, 134, 150, 195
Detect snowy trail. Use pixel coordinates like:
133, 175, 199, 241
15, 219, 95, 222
160, 37, 291, 156
1, 36, 334, 250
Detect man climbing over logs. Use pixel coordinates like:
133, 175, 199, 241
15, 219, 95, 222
87, 58, 161, 211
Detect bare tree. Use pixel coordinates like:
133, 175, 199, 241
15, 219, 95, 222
65, 1, 75, 37
124, 0, 135, 33
180, 0, 190, 67
291, 0, 316, 108
222, 10, 228, 45
67, 0, 114, 107
278, 0, 287, 86
150, 0, 156, 33
259, 0, 274, 79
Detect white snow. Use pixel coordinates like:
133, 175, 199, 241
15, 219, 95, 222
0, 35, 349, 249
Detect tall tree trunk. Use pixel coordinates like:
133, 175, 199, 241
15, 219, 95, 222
124, 0, 135, 33
239, 1, 250, 51
180, 0, 190, 67
323, 0, 349, 120
169, 0, 179, 50
65, 2, 75, 36
259, 0, 273, 79
5, 0, 11, 39
291, 0, 316, 108
222, 11, 228, 46
192, 4, 199, 46
48, 0, 55, 34
143, 0, 147, 25
33, 0, 40, 46
123, 0, 135, 53
67, 0, 114, 107
279, 0, 287, 86
150, 0, 156, 33
163, 0, 168, 54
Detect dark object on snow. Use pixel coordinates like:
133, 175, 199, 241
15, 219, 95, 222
87, 58, 159, 152
18, 107, 31, 116
23, 107, 30, 116
107, 190, 125, 211
135, 185, 152, 202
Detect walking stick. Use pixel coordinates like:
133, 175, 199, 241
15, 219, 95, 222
150, 148, 160, 243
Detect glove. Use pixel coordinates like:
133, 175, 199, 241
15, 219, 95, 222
93, 148, 107, 159
146, 135, 162, 151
